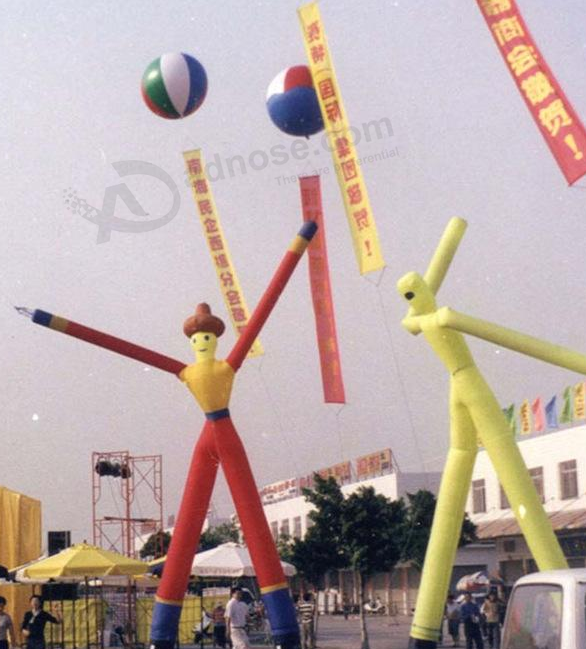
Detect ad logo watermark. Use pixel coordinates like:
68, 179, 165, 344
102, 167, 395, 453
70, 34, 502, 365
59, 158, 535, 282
64, 160, 180, 243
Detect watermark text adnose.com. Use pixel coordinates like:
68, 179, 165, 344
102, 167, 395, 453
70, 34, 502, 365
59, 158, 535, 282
64, 116, 395, 242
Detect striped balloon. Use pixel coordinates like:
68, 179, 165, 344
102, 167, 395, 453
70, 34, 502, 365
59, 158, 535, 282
141, 53, 207, 120
266, 65, 324, 137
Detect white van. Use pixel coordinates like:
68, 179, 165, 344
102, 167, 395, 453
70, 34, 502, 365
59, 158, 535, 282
501, 569, 586, 648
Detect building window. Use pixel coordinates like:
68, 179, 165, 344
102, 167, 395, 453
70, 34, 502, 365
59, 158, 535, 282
280, 519, 290, 537
293, 516, 302, 539
503, 539, 516, 554
559, 460, 578, 500
529, 467, 545, 503
500, 485, 510, 510
472, 479, 486, 513
270, 521, 278, 541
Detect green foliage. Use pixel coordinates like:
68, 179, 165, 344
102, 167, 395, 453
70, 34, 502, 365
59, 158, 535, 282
403, 490, 478, 570
341, 486, 407, 577
291, 475, 409, 584
199, 521, 239, 551
302, 474, 350, 573
139, 530, 171, 559
279, 475, 348, 586
289, 480, 479, 583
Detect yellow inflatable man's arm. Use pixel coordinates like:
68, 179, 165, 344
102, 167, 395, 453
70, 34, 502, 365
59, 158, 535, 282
423, 217, 467, 295
405, 217, 467, 329
438, 307, 586, 375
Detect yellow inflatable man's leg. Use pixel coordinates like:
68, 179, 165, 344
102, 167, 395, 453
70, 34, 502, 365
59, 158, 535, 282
461, 369, 568, 571
410, 395, 477, 647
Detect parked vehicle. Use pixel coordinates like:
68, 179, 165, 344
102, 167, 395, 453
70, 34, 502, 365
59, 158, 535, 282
363, 598, 386, 615
501, 569, 586, 648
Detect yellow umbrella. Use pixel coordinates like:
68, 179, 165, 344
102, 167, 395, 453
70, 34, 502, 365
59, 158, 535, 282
22, 543, 147, 580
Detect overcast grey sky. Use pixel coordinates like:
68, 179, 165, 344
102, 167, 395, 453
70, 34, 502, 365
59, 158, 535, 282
2, 0, 586, 545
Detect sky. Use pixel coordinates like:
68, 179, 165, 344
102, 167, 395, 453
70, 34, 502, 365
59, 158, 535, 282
2, 0, 586, 547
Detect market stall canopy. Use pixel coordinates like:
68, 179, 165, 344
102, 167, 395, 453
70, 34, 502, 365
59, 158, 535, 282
20, 543, 147, 580
149, 542, 296, 578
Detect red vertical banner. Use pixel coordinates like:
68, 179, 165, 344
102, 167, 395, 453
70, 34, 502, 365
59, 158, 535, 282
300, 175, 346, 404
477, 0, 586, 184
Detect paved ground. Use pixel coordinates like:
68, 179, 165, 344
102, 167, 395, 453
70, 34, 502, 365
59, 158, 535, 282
312, 614, 412, 649
247, 615, 414, 649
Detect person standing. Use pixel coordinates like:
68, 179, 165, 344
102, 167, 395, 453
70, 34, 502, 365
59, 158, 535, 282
481, 592, 501, 649
212, 602, 227, 648
224, 587, 250, 649
460, 593, 483, 649
297, 593, 315, 649
0, 597, 16, 649
342, 595, 350, 620
21, 596, 61, 649
445, 594, 461, 647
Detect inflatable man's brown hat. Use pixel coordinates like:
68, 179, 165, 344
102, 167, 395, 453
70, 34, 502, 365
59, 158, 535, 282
183, 303, 226, 338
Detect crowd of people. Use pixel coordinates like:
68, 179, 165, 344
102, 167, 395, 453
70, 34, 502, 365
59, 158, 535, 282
0, 586, 506, 649
442, 591, 506, 649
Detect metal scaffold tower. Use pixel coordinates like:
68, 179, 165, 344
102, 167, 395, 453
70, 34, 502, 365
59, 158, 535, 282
92, 451, 163, 558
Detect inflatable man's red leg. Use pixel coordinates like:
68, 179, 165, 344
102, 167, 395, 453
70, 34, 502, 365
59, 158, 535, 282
216, 417, 300, 649
151, 423, 218, 647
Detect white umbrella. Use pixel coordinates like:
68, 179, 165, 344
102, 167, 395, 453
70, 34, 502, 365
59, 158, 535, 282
191, 542, 296, 578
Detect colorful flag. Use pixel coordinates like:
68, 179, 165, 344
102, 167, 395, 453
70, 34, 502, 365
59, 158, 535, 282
531, 397, 544, 432
560, 386, 573, 423
183, 150, 263, 358
298, 2, 385, 274
300, 175, 346, 404
476, 0, 586, 184
573, 381, 586, 420
502, 403, 517, 435
520, 399, 532, 435
545, 395, 558, 429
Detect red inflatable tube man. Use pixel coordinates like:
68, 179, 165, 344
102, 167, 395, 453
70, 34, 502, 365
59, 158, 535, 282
24, 222, 317, 649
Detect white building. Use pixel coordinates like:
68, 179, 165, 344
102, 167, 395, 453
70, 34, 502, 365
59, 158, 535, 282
466, 423, 586, 584
263, 471, 441, 542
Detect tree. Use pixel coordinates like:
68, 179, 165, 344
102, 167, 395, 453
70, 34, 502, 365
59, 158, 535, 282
341, 487, 407, 649
290, 476, 408, 649
198, 521, 239, 551
403, 490, 477, 570
301, 474, 349, 575
284, 475, 350, 646
139, 530, 172, 559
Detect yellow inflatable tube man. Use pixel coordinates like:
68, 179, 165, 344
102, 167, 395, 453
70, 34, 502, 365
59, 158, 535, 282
397, 218, 586, 648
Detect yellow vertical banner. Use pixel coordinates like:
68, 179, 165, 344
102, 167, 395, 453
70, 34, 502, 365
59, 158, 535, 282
298, 2, 385, 275
573, 381, 585, 420
183, 150, 263, 357
520, 399, 532, 435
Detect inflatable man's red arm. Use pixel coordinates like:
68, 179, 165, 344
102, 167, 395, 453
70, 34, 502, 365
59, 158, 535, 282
18, 307, 187, 375
226, 221, 318, 372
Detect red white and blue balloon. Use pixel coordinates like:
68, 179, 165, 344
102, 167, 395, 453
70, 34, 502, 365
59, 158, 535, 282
141, 52, 208, 119
266, 65, 324, 137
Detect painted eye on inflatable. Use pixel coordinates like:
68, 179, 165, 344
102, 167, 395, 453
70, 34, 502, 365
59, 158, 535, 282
141, 52, 208, 119
266, 65, 324, 138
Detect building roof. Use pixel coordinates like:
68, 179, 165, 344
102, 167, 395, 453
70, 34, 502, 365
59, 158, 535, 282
476, 508, 586, 539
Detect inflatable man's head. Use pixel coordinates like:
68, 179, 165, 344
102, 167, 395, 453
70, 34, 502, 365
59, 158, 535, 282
184, 303, 225, 361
